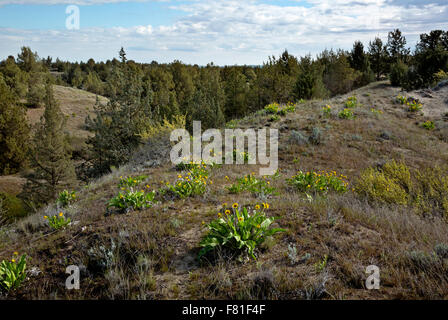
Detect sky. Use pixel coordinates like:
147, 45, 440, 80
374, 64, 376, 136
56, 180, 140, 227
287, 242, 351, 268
0, 0, 447, 65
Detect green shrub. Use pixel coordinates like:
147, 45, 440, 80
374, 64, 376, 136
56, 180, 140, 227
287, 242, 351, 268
309, 127, 323, 145
287, 170, 348, 194
355, 160, 411, 205
355, 161, 448, 219
199, 203, 285, 260
390, 60, 408, 87
412, 166, 448, 219
338, 108, 354, 119
0, 192, 27, 222
433, 70, 448, 84
0, 253, 27, 291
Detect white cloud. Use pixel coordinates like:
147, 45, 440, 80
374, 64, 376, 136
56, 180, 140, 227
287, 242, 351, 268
0, 0, 164, 5
0, 0, 447, 65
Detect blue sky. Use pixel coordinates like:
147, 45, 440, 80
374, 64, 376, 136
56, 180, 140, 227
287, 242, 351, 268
0, 0, 447, 65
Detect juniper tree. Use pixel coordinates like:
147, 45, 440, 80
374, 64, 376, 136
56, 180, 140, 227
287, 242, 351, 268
86, 49, 152, 175
0, 74, 30, 174
349, 41, 374, 86
368, 37, 387, 81
23, 83, 75, 205
386, 29, 410, 64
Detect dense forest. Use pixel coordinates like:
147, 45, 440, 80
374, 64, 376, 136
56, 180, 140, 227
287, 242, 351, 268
1, 28, 447, 217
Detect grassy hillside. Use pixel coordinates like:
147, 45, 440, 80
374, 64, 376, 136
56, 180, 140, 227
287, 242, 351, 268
1, 81, 448, 300
27, 85, 108, 141
0, 85, 107, 197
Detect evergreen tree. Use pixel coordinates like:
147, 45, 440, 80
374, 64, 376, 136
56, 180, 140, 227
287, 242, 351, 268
17, 47, 38, 73
224, 67, 249, 119
86, 50, 152, 175
414, 30, 448, 86
386, 29, 410, 64
23, 83, 75, 204
349, 41, 374, 86
0, 74, 30, 174
368, 37, 387, 80
293, 55, 327, 100
26, 71, 45, 107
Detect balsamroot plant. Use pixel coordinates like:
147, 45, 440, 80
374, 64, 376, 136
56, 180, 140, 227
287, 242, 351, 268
199, 203, 285, 260
0, 253, 27, 291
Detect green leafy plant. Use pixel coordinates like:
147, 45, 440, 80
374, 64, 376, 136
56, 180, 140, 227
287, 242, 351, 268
0, 253, 27, 291
118, 175, 148, 188
285, 102, 296, 113
227, 174, 277, 195
407, 100, 423, 112
199, 203, 285, 260
223, 149, 251, 164
108, 189, 156, 211
44, 212, 71, 230
57, 190, 76, 207
421, 121, 435, 130
287, 170, 349, 194
314, 254, 328, 273
371, 108, 383, 117
322, 105, 332, 117
397, 95, 407, 105
166, 168, 209, 198
264, 103, 279, 114
345, 96, 358, 108
338, 108, 354, 119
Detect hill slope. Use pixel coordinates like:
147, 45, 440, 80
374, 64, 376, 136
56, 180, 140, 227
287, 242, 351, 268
0, 85, 108, 197
1, 81, 448, 300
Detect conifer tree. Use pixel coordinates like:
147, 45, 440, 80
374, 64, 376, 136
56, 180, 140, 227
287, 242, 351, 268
86, 49, 152, 175
368, 37, 387, 81
0, 74, 30, 174
386, 29, 410, 64
23, 83, 75, 204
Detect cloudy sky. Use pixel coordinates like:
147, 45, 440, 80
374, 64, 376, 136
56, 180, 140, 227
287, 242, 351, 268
0, 0, 447, 65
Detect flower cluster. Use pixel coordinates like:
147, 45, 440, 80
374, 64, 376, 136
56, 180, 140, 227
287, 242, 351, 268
287, 170, 349, 194
44, 212, 71, 230
166, 165, 210, 198
322, 104, 332, 117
